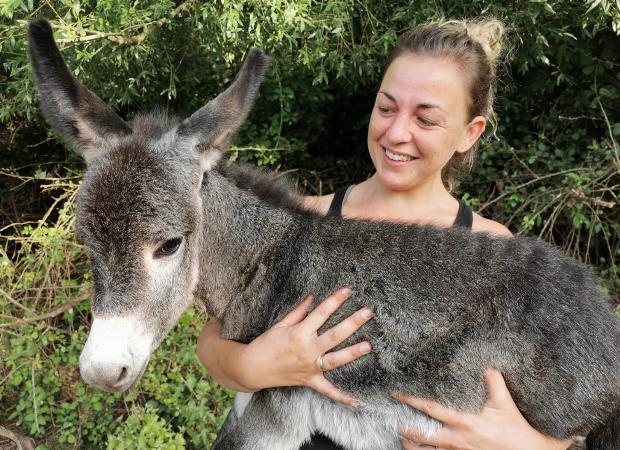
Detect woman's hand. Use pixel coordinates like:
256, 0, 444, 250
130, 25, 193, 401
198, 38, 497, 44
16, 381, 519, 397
197, 287, 374, 406
394, 369, 574, 450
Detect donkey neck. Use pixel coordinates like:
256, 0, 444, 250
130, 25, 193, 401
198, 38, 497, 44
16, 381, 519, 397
194, 168, 300, 328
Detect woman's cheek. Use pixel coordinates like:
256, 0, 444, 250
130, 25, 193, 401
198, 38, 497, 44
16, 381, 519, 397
367, 120, 387, 160
371, 107, 396, 133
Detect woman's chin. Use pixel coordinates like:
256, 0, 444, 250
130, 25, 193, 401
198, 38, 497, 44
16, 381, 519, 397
369, 151, 434, 192
374, 168, 424, 192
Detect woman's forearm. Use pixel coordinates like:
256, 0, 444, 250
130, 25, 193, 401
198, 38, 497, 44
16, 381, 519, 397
196, 319, 256, 392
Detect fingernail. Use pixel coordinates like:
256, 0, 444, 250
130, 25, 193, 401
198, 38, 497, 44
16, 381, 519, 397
360, 342, 372, 354
361, 308, 374, 319
397, 432, 414, 444
349, 399, 359, 409
342, 287, 353, 297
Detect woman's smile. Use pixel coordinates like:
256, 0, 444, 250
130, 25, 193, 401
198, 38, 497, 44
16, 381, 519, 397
382, 146, 419, 163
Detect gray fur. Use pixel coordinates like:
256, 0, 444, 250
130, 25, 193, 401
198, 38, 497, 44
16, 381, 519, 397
28, 19, 620, 450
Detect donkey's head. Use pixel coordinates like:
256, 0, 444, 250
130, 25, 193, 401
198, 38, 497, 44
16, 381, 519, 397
28, 20, 270, 392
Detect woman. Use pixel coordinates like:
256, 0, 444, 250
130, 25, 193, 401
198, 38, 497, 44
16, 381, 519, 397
197, 18, 574, 450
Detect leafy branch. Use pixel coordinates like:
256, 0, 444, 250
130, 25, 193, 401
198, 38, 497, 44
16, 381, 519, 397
16, 0, 196, 46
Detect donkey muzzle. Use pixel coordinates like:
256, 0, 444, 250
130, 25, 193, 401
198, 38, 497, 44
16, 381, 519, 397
79, 316, 153, 392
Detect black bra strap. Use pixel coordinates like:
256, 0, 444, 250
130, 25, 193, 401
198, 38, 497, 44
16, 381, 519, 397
326, 188, 347, 217
453, 201, 473, 229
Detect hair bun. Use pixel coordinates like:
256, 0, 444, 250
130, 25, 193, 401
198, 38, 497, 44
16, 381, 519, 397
463, 19, 506, 65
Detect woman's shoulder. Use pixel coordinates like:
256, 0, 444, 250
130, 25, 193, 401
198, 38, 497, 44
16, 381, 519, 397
301, 194, 512, 238
471, 212, 512, 237
300, 194, 335, 216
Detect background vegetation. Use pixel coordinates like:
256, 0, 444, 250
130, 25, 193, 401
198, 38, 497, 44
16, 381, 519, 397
1, 0, 618, 448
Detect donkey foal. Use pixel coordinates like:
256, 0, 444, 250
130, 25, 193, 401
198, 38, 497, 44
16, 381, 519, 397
28, 19, 620, 450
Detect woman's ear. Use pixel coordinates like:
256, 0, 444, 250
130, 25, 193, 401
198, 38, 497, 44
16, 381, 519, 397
456, 116, 487, 154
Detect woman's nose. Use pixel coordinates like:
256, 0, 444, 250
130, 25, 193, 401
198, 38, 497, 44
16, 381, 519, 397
385, 113, 412, 145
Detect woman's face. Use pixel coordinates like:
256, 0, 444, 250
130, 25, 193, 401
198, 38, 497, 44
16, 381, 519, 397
367, 53, 485, 192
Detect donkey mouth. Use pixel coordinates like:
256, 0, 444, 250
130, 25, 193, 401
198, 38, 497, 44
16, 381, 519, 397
81, 355, 150, 393
103, 358, 150, 393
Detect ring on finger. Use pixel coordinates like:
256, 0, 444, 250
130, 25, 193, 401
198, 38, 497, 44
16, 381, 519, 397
316, 355, 326, 371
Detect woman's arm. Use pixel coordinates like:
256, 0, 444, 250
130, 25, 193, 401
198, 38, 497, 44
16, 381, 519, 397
394, 369, 574, 450
197, 319, 257, 392
197, 287, 374, 406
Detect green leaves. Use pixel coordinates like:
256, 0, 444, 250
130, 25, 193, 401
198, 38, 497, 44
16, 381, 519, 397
0, 0, 33, 19
106, 405, 186, 450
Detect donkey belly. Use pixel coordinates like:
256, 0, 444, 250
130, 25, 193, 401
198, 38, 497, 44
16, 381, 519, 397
227, 388, 441, 450
302, 389, 441, 450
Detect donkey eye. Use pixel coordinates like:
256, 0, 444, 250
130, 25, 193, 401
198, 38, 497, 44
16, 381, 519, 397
155, 238, 182, 258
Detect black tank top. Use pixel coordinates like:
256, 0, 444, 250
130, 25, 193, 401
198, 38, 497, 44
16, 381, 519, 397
302, 187, 473, 450
326, 186, 473, 229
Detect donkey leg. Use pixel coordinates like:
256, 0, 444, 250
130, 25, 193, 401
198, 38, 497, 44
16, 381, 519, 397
212, 388, 313, 450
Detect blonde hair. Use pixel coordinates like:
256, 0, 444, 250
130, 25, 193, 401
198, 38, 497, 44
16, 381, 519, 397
385, 18, 507, 191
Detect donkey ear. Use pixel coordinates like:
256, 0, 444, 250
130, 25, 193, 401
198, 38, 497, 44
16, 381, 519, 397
176, 48, 271, 170
28, 19, 132, 164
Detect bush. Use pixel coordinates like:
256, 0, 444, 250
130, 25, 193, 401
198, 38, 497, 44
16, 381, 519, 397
105, 405, 186, 450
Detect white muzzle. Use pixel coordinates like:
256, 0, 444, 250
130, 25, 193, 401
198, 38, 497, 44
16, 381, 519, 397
79, 316, 153, 392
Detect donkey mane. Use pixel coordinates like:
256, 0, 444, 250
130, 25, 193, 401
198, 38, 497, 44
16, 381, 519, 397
129, 110, 181, 139
215, 159, 314, 216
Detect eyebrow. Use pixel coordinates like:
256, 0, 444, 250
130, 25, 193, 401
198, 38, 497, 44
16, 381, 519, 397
379, 91, 397, 102
379, 91, 446, 113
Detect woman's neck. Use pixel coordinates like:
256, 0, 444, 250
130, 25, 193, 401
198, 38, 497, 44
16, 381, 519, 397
344, 173, 460, 227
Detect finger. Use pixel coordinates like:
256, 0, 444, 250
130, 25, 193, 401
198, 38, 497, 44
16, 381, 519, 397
400, 434, 438, 450
398, 425, 453, 450
301, 286, 353, 332
317, 306, 374, 351
320, 341, 372, 371
400, 439, 439, 450
391, 391, 459, 425
309, 375, 357, 407
276, 294, 314, 326
484, 368, 515, 407
402, 441, 449, 450
402, 442, 449, 450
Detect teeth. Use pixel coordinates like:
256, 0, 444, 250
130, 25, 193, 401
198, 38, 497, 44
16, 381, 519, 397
385, 148, 414, 162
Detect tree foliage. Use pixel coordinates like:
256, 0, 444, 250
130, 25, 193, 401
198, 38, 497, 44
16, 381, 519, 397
0, 1, 619, 448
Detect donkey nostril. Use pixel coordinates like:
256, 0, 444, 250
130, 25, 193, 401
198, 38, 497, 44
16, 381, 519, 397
117, 367, 128, 383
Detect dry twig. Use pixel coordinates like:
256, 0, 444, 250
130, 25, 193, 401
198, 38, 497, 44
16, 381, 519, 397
0, 292, 89, 329
0, 425, 35, 450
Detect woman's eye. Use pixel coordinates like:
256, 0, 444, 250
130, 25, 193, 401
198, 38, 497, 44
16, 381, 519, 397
377, 106, 392, 114
417, 116, 436, 127
155, 238, 182, 257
